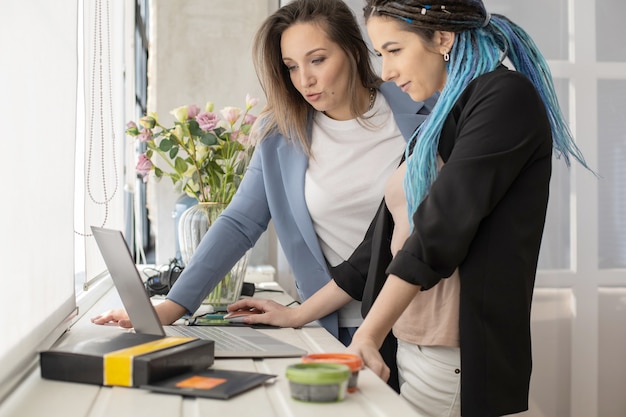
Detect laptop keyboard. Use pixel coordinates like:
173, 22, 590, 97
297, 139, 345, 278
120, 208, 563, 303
165, 326, 265, 352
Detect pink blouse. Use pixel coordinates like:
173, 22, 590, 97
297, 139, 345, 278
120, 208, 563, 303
385, 158, 460, 347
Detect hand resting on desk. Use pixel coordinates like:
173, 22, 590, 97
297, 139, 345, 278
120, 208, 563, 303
345, 334, 390, 383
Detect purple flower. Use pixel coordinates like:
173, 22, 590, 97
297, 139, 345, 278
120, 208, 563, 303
137, 128, 153, 142
196, 111, 220, 131
187, 104, 201, 119
233, 130, 249, 146
221, 107, 242, 125
125, 121, 140, 136
136, 153, 153, 180
245, 94, 259, 110
243, 113, 257, 125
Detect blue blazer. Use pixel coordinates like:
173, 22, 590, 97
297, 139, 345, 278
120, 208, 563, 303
167, 82, 435, 338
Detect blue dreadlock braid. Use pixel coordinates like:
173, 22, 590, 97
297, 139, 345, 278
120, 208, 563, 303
489, 14, 590, 169
404, 27, 502, 228
403, 13, 593, 230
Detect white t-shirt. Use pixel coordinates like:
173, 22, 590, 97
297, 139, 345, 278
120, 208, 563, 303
305, 93, 405, 327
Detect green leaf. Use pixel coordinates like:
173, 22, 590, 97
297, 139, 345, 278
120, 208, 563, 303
200, 132, 218, 146
188, 120, 204, 137
174, 156, 188, 174
154, 167, 163, 178
159, 138, 174, 152
214, 126, 227, 137
207, 159, 224, 175
169, 146, 178, 159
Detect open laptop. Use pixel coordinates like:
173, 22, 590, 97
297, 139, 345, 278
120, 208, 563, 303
91, 226, 307, 359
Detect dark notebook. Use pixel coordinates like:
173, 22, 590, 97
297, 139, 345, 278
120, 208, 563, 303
141, 368, 276, 399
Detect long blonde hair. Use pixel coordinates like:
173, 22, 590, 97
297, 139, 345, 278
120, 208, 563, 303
252, 0, 381, 156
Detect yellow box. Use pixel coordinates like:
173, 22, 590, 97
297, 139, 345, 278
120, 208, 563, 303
40, 333, 214, 387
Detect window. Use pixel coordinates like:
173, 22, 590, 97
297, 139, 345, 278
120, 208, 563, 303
0, 0, 131, 399
0, 0, 80, 394
74, 0, 128, 295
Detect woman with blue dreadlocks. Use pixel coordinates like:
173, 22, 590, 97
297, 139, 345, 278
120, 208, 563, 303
345, 1, 593, 416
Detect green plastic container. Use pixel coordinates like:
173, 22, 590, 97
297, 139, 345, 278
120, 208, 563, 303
301, 353, 363, 392
285, 363, 351, 402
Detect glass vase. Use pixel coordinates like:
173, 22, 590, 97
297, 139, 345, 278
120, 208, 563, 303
177, 202, 249, 306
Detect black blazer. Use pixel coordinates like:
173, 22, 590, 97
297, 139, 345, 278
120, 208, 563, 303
388, 67, 552, 417
334, 66, 553, 417
329, 198, 399, 392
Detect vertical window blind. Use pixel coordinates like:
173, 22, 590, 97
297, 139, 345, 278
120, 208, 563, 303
75, 0, 127, 293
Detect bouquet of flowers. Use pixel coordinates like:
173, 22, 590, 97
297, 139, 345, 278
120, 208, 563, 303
127, 94, 258, 204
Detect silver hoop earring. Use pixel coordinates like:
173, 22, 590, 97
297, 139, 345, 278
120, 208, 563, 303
443, 52, 450, 62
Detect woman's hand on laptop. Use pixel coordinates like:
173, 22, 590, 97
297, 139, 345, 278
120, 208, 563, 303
91, 309, 132, 328
227, 279, 353, 328
226, 299, 305, 328
91, 300, 187, 328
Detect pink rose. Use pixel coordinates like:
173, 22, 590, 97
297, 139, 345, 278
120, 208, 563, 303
233, 130, 249, 146
136, 153, 153, 180
243, 113, 257, 125
137, 128, 153, 142
245, 94, 259, 110
220, 107, 242, 125
187, 104, 201, 119
196, 112, 220, 131
125, 121, 140, 136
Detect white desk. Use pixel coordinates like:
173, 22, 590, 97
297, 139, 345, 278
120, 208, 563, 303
0, 282, 417, 417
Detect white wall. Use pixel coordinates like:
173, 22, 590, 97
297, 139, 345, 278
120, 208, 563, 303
148, 0, 278, 264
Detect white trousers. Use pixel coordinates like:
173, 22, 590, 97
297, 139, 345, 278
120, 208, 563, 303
397, 341, 461, 417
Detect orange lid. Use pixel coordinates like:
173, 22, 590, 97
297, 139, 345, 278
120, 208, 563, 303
301, 353, 363, 372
